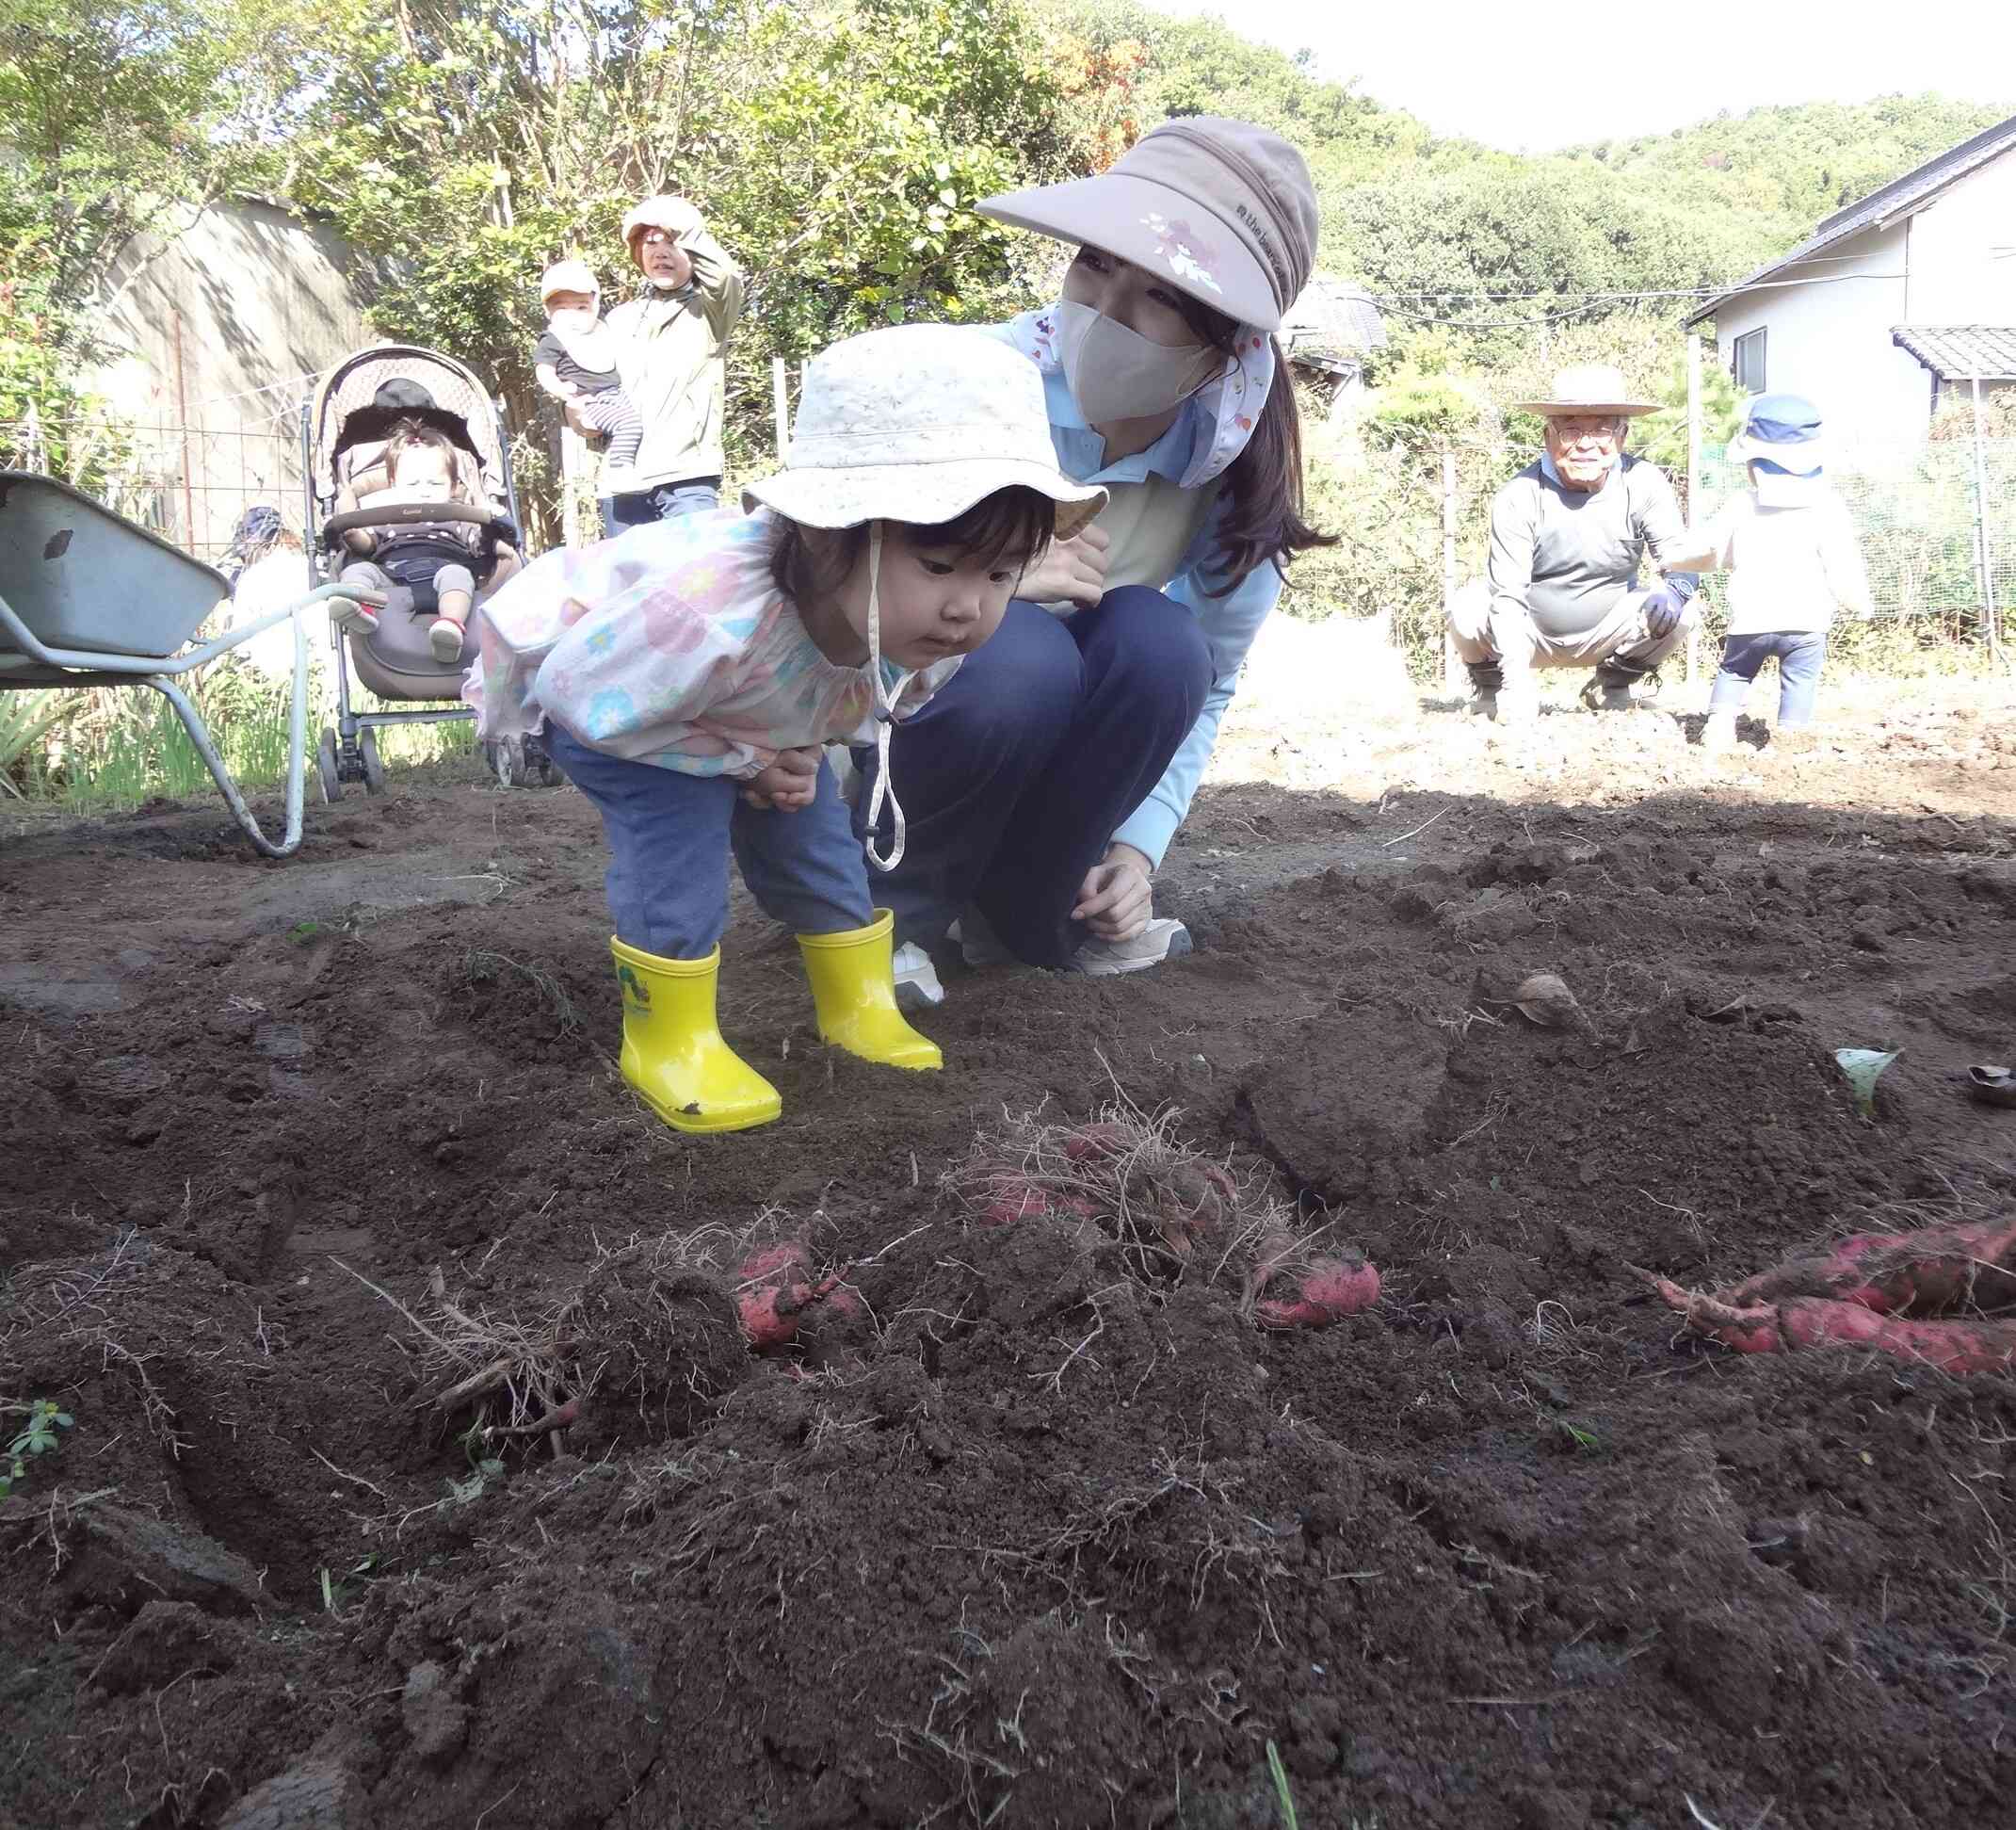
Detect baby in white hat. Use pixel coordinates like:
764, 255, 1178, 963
468, 324, 1105, 1137
533, 260, 643, 480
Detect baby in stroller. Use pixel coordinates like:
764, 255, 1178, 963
329, 380, 522, 665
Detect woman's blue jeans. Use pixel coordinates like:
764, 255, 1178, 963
856, 587, 1211, 969
597, 478, 722, 539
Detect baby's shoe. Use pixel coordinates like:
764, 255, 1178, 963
331, 596, 379, 635
429, 617, 468, 664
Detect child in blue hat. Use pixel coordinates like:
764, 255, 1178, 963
1669, 394, 1872, 752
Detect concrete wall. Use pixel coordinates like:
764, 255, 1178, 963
88, 199, 376, 560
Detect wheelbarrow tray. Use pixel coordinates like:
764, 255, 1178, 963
0, 471, 226, 659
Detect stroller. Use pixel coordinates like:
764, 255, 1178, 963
300, 344, 554, 795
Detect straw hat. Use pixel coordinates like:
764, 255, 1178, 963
1513, 364, 1658, 418
743, 325, 1106, 539
978, 117, 1318, 332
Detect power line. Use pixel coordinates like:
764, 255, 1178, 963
1364, 267, 1912, 331
1356, 250, 1890, 307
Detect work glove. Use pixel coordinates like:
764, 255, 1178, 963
1640, 583, 1688, 640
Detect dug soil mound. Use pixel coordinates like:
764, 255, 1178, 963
4, 689, 2015, 1829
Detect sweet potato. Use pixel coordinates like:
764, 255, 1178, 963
1254, 1257, 1383, 1329
734, 1242, 854, 1352
1655, 1278, 2016, 1375
1723, 1215, 2016, 1316
1248, 1233, 1382, 1329
975, 1175, 1098, 1226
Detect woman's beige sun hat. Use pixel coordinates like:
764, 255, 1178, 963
743, 325, 1106, 539
976, 117, 1319, 332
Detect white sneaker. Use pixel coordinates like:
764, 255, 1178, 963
892, 941, 944, 1010
1073, 917, 1192, 977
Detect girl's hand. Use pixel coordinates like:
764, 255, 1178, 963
1017, 524, 1110, 608
742, 747, 821, 812
1073, 841, 1153, 941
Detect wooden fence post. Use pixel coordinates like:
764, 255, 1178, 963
1685, 333, 1702, 684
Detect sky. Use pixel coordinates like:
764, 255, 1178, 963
1134, 0, 2016, 153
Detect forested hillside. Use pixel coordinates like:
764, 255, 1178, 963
4, 0, 2007, 464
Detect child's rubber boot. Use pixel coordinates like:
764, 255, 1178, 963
798, 911, 942, 1071
611, 936, 781, 1133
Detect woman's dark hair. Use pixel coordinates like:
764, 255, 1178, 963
769, 486, 1058, 606
1165, 290, 1336, 595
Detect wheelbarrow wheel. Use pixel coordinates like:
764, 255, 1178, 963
360, 727, 385, 796
315, 728, 343, 804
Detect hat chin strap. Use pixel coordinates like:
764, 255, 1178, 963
860, 521, 909, 874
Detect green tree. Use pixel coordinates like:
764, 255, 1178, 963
278, 0, 1084, 526
1637, 342, 1748, 475
0, 0, 276, 468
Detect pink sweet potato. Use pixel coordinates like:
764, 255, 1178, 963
734, 1241, 851, 1352
1250, 1248, 1381, 1330
1725, 1216, 2016, 1317
976, 1175, 1099, 1226
1653, 1271, 2016, 1375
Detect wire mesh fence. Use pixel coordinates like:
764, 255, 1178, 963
1694, 437, 2014, 646
2, 409, 302, 572
1290, 429, 2014, 681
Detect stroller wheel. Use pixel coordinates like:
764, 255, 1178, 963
487, 735, 524, 789
360, 727, 386, 796
524, 732, 557, 787
315, 728, 343, 804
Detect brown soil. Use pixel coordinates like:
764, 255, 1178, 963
5, 682, 2016, 1830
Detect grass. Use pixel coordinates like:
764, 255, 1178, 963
14, 661, 476, 811
1266, 1741, 1298, 1830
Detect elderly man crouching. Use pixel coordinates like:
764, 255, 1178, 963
1448, 364, 1699, 721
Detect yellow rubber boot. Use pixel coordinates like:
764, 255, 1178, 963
797, 910, 943, 1071
611, 937, 781, 1134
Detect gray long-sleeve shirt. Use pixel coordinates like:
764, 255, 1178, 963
1488, 452, 1692, 639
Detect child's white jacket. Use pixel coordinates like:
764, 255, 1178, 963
467, 509, 957, 780
1673, 484, 1873, 637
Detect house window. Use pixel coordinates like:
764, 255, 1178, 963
1733, 328, 1766, 395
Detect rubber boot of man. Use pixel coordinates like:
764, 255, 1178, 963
798, 910, 942, 1071
1701, 710, 1737, 754
610, 936, 781, 1134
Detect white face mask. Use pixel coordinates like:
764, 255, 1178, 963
548, 306, 599, 336
1053, 299, 1221, 427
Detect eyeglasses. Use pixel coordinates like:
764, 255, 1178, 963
1550, 417, 1621, 445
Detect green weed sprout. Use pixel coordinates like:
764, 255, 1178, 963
2, 1400, 74, 1498
1266, 1740, 1298, 1830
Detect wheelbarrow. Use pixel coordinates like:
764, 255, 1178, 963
0, 470, 379, 860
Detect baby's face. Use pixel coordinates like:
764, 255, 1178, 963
391, 437, 453, 489
546, 289, 596, 318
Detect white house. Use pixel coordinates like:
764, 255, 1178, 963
1688, 114, 2016, 450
